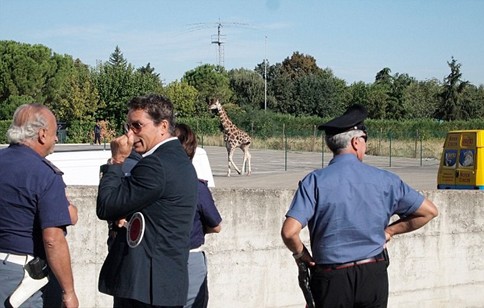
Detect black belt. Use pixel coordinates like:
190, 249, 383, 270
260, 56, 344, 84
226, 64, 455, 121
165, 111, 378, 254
315, 252, 386, 272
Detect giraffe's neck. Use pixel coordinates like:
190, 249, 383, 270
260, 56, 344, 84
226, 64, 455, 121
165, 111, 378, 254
218, 107, 234, 131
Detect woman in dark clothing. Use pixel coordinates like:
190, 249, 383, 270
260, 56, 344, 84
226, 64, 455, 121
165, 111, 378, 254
175, 123, 222, 308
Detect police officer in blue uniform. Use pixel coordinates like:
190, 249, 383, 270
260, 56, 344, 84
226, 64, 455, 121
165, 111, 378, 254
281, 104, 438, 307
0, 104, 79, 307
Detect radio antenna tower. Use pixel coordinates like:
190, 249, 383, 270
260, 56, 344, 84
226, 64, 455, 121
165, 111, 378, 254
188, 19, 249, 68
211, 22, 226, 67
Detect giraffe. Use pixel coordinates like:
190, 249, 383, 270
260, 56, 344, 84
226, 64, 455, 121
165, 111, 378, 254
208, 99, 252, 176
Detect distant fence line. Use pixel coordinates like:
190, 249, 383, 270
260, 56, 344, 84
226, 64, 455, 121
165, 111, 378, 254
1, 116, 480, 163
195, 126, 443, 168
2, 116, 483, 143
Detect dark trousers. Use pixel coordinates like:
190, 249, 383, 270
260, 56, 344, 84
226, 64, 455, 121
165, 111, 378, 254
113, 297, 182, 308
310, 261, 388, 308
94, 133, 101, 144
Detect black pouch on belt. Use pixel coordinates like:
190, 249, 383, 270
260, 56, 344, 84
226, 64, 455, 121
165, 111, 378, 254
24, 257, 48, 280
382, 248, 390, 267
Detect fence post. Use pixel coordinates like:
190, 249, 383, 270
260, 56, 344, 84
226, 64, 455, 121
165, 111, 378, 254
414, 130, 419, 158
420, 134, 423, 167
312, 125, 316, 152
389, 132, 392, 167
379, 128, 383, 156
282, 123, 285, 151
283, 124, 287, 171
285, 133, 288, 171
196, 120, 204, 148
321, 133, 325, 168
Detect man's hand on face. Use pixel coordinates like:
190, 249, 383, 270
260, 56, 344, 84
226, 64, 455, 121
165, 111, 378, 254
110, 131, 134, 164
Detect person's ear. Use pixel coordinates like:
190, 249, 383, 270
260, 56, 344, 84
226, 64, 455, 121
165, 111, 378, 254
38, 127, 48, 144
350, 137, 359, 151
160, 120, 169, 134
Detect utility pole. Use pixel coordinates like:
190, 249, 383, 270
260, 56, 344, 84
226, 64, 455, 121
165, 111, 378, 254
264, 36, 268, 112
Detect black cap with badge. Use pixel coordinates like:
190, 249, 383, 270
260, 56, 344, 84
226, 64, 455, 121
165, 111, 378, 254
318, 104, 368, 135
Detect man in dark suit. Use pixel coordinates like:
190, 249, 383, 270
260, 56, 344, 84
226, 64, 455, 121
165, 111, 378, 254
97, 94, 198, 307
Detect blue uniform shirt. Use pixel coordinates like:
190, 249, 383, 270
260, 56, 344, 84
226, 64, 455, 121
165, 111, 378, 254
0, 144, 71, 257
190, 179, 222, 249
286, 154, 424, 264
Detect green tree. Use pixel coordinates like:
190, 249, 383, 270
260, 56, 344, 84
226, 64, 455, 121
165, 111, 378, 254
460, 84, 484, 119
109, 46, 127, 67
375, 67, 392, 84
387, 73, 414, 119
182, 64, 232, 116
347, 81, 371, 108
267, 52, 346, 117
267, 63, 294, 113
45, 56, 101, 122
135, 62, 164, 93
228, 68, 266, 109
0, 41, 52, 104
281, 52, 322, 79
164, 81, 198, 117
373, 68, 417, 119
0, 95, 34, 120
293, 72, 347, 118
266, 53, 317, 115
137, 62, 159, 77
435, 57, 469, 121
402, 78, 441, 119
0, 41, 102, 122
366, 83, 390, 119
92, 46, 163, 129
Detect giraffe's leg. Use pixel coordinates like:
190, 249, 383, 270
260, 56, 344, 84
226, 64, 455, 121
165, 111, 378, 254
242, 146, 252, 176
227, 150, 232, 177
240, 147, 246, 175
246, 147, 252, 175
228, 147, 242, 176
240, 145, 250, 175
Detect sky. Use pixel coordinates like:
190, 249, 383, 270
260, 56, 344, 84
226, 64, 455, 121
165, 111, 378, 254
1, 0, 483, 86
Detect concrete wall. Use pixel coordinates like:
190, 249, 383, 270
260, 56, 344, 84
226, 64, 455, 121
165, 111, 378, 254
65, 187, 484, 308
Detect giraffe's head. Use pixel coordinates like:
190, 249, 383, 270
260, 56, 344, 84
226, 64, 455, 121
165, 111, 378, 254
207, 98, 222, 115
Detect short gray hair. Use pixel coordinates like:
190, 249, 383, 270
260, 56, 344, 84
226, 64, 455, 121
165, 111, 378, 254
325, 130, 365, 154
6, 104, 50, 144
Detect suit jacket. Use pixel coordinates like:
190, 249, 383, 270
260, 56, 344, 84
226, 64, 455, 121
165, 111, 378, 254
97, 139, 198, 306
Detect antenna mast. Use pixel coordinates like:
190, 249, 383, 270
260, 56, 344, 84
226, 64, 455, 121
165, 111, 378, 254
188, 19, 249, 68
211, 22, 225, 67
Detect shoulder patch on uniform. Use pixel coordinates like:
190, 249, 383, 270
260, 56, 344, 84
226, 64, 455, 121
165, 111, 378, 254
42, 158, 64, 175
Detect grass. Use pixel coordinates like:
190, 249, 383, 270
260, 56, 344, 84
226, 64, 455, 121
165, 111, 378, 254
198, 134, 445, 159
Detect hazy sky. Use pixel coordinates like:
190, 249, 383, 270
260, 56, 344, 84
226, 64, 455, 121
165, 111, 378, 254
1, 0, 483, 86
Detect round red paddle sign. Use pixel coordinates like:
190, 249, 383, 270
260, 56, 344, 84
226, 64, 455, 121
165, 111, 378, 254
126, 212, 145, 248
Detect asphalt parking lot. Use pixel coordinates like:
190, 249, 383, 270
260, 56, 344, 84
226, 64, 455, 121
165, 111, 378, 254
25, 143, 440, 191
202, 145, 440, 191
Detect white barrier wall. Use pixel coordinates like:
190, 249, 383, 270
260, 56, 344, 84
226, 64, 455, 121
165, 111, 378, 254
65, 187, 484, 308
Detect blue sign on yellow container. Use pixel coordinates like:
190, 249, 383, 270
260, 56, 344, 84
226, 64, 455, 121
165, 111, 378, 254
437, 130, 484, 190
